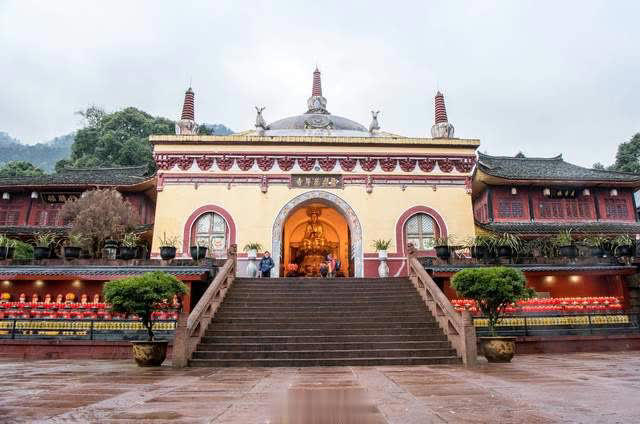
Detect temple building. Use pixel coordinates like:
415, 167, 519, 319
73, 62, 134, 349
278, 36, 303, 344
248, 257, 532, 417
150, 68, 479, 277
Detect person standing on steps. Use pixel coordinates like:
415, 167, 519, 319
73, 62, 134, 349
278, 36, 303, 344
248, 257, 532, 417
259, 251, 275, 278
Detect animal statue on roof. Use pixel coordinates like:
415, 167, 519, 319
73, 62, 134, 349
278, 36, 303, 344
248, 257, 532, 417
369, 110, 380, 133
255, 106, 269, 133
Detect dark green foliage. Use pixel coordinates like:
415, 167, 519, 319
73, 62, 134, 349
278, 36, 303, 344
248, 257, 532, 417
103, 272, 188, 341
11, 239, 33, 259
611, 133, 640, 174
452, 267, 533, 336
0, 132, 74, 172
61, 107, 175, 174
0, 161, 45, 177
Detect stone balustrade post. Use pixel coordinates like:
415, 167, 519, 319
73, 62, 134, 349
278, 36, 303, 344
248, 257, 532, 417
172, 311, 189, 368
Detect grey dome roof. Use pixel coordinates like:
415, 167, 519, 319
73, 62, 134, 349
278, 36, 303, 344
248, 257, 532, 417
268, 113, 368, 132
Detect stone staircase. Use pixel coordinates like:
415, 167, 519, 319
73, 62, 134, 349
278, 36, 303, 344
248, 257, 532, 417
188, 277, 460, 367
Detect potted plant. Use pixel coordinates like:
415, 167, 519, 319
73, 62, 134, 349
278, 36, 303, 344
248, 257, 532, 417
582, 235, 609, 258
285, 263, 299, 277
63, 233, 86, 259
159, 232, 179, 260
523, 236, 555, 259
372, 239, 391, 259
190, 240, 208, 260
496, 233, 521, 258
468, 235, 495, 260
0, 234, 9, 259
553, 229, 577, 258
103, 271, 187, 367
33, 232, 57, 260
612, 234, 635, 257
243, 242, 263, 259
434, 236, 453, 260
120, 232, 140, 260
452, 266, 534, 363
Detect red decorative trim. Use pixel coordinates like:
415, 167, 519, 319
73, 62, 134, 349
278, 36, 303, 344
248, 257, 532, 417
298, 157, 316, 171
395, 206, 448, 256
277, 157, 295, 171
380, 158, 397, 172
237, 156, 255, 171
182, 205, 236, 255
454, 157, 475, 173
399, 158, 417, 172
195, 156, 214, 171
339, 158, 357, 172
360, 158, 377, 172
216, 156, 234, 171
318, 157, 337, 172
257, 156, 275, 171
437, 159, 454, 173
177, 156, 194, 171
418, 159, 436, 172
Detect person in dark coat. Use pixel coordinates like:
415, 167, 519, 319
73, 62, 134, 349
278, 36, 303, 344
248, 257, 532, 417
259, 251, 275, 278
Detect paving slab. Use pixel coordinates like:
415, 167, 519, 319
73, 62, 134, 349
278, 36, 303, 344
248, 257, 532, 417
0, 352, 639, 423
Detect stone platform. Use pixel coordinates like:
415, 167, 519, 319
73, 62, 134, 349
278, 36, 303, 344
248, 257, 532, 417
2, 352, 640, 423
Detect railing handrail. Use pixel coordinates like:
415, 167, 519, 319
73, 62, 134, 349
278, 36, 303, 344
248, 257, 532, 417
186, 258, 233, 332
407, 245, 477, 367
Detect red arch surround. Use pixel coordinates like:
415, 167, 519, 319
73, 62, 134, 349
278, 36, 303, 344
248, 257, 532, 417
395, 206, 448, 256
182, 205, 236, 256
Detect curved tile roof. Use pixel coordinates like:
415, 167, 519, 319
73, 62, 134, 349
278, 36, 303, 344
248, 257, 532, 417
477, 153, 640, 182
0, 166, 152, 188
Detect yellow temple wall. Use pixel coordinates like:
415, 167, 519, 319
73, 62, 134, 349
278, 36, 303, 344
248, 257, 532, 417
151, 183, 475, 274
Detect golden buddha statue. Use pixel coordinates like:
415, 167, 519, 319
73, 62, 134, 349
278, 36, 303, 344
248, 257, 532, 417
301, 209, 326, 253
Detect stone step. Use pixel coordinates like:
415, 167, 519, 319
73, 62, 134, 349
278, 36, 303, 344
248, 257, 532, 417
226, 291, 418, 297
188, 356, 461, 367
211, 314, 435, 322
191, 348, 457, 360
220, 300, 425, 308
196, 340, 451, 351
210, 321, 439, 330
217, 305, 428, 313
200, 334, 449, 344
234, 278, 409, 283
205, 327, 442, 337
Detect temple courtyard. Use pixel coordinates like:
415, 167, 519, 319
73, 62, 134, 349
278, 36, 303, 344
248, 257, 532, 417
0, 352, 638, 423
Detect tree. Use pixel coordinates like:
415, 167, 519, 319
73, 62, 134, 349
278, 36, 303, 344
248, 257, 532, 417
451, 267, 533, 336
592, 162, 605, 170
610, 133, 640, 174
57, 107, 175, 174
0, 160, 45, 177
103, 272, 187, 341
59, 188, 140, 256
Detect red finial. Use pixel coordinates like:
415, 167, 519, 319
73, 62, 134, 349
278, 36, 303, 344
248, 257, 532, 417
181, 87, 195, 121
312, 67, 322, 97
434, 91, 448, 124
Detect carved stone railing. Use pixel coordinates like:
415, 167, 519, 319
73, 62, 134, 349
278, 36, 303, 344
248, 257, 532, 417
407, 245, 477, 367
173, 245, 237, 367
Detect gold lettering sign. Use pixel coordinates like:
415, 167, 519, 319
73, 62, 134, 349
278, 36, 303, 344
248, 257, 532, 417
291, 174, 343, 189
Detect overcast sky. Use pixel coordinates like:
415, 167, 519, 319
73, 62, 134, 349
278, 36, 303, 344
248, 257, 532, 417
1, 0, 638, 167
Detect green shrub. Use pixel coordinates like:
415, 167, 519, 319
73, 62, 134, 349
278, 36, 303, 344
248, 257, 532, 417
103, 272, 188, 341
452, 267, 534, 336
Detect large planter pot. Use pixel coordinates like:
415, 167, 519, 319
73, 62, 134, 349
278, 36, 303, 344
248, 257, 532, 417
435, 246, 450, 260
190, 246, 208, 260
0, 246, 7, 259
497, 245, 512, 258
7, 247, 14, 259
471, 245, 489, 259
246, 258, 258, 277
615, 245, 634, 258
377, 250, 388, 260
590, 247, 605, 257
247, 249, 258, 259
160, 246, 177, 260
63, 246, 81, 259
479, 336, 516, 363
34, 246, 52, 260
119, 246, 136, 260
131, 340, 168, 367
558, 245, 578, 258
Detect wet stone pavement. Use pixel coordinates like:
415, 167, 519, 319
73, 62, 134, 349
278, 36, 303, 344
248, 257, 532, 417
0, 352, 639, 423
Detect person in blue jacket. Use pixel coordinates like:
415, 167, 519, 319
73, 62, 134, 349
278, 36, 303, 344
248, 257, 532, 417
259, 251, 275, 278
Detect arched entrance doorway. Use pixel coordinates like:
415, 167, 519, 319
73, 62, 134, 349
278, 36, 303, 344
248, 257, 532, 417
272, 191, 363, 277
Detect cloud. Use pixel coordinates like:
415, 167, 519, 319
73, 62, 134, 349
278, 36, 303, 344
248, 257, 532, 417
0, 0, 638, 167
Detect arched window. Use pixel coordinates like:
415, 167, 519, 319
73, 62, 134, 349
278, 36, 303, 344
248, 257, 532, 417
192, 212, 227, 254
405, 213, 436, 250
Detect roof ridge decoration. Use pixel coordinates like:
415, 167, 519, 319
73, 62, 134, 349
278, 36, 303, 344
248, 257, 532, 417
430, 91, 455, 138
176, 86, 198, 135
306, 67, 329, 115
